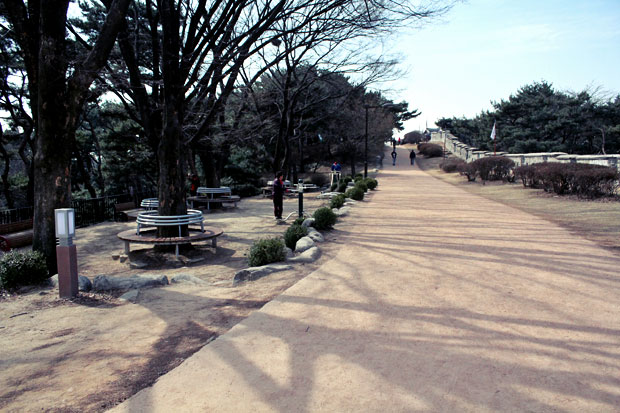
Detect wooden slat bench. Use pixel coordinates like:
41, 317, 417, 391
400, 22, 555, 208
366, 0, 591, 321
0, 218, 34, 251
114, 201, 139, 222
187, 195, 241, 210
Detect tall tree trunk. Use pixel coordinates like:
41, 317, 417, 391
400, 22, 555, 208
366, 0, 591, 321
0, 134, 15, 209
158, 0, 187, 236
33, 1, 72, 273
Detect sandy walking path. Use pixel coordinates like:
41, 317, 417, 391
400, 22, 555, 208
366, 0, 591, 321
111, 147, 620, 412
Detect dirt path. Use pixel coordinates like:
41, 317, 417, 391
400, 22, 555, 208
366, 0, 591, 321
112, 147, 620, 412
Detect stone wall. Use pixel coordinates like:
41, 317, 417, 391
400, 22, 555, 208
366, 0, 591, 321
428, 131, 620, 172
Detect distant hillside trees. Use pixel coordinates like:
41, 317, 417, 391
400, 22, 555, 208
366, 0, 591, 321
437, 81, 620, 155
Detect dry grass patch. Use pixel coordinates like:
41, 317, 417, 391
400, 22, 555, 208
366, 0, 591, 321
417, 156, 620, 253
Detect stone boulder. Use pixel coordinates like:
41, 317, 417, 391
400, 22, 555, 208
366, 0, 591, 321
294, 236, 315, 253
287, 246, 321, 263
48, 274, 92, 292
233, 264, 292, 285
92, 274, 169, 291
306, 228, 324, 242
119, 289, 140, 303
333, 206, 351, 217
170, 274, 208, 285
301, 218, 315, 228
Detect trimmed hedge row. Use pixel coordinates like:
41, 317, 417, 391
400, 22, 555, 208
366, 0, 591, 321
515, 162, 619, 197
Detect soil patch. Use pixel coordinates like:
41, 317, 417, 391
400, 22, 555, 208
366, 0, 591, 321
0, 194, 345, 412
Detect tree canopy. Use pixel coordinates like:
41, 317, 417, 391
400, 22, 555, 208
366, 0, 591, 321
437, 81, 620, 155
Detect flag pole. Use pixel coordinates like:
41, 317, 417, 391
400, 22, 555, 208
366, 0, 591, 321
490, 120, 497, 155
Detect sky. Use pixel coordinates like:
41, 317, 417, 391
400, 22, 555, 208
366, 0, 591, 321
384, 0, 620, 135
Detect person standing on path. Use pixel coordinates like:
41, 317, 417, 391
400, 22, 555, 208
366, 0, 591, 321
272, 171, 285, 220
409, 150, 416, 166
391, 150, 397, 166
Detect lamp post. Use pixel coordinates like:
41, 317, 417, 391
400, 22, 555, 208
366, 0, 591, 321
364, 105, 369, 178
55, 208, 78, 298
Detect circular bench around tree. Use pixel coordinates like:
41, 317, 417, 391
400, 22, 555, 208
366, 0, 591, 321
118, 209, 223, 258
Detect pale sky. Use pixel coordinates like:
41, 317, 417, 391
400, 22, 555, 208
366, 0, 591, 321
385, 0, 620, 135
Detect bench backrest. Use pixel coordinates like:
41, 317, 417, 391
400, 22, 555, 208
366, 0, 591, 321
136, 209, 203, 226
196, 187, 232, 195
0, 218, 33, 235
114, 201, 135, 212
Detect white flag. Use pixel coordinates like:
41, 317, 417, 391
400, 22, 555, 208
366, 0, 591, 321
490, 121, 496, 141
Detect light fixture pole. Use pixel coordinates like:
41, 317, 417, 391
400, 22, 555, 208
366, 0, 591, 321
363, 103, 401, 178
55, 208, 78, 298
364, 105, 369, 178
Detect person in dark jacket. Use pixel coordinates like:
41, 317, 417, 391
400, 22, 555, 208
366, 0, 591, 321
409, 150, 416, 166
272, 171, 285, 219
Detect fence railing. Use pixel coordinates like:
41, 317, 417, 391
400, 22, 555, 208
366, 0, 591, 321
0, 191, 156, 226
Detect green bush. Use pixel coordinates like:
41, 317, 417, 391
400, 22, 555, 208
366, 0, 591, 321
336, 181, 348, 193
329, 193, 346, 209
354, 180, 368, 192
248, 238, 286, 267
330, 183, 338, 191
345, 186, 364, 201
0, 251, 48, 290
293, 217, 305, 226
343, 176, 353, 184
364, 178, 378, 190
284, 224, 308, 250
313, 207, 337, 230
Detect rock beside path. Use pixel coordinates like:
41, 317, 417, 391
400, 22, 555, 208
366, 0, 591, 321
306, 228, 324, 242
295, 236, 315, 253
287, 246, 320, 263
92, 274, 169, 291
233, 264, 293, 285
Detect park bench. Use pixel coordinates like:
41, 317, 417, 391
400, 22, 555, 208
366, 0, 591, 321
189, 187, 240, 210
113, 201, 140, 222
118, 209, 222, 258
0, 218, 34, 251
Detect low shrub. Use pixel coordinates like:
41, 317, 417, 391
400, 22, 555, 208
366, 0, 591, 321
354, 173, 364, 182
336, 181, 348, 193
364, 178, 378, 190
459, 162, 477, 181
248, 238, 286, 267
527, 162, 619, 197
343, 176, 353, 184
514, 164, 538, 187
0, 251, 48, 290
329, 193, 346, 209
418, 143, 444, 158
470, 156, 515, 181
284, 224, 308, 250
293, 217, 305, 226
330, 182, 338, 192
354, 180, 368, 192
440, 159, 467, 173
345, 186, 364, 201
313, 207, 337, 230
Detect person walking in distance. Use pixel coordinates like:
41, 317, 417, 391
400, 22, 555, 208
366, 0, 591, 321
409, 150, 416, 166
391, 150, 397, 166
272, 171, 285, 220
